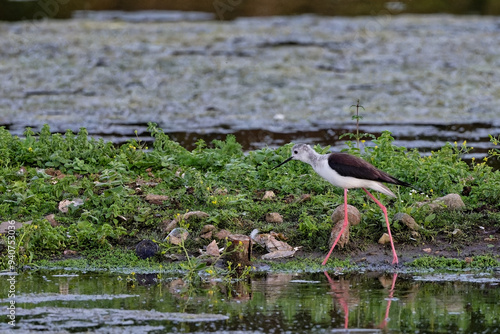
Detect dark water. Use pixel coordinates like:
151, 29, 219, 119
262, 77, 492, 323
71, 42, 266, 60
93, 121, 500, 170
1, 0, 500, 21
1, 270, 500, 333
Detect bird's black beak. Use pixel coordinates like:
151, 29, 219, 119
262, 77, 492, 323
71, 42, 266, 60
272, 156, 293, 169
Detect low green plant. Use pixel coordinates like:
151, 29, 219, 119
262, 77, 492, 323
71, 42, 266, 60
0, 121, 499, 272
159, 223, 252, 284
265, 257, 353, 272
408, 255, 499, 270
339, 100, 376, 153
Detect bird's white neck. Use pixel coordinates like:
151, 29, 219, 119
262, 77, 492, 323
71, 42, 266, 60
299, 147, 325, 168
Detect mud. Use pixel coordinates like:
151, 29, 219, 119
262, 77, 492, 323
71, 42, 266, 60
282, 230, 500, 272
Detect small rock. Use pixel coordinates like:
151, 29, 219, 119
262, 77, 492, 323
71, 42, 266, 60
393, 212, 419, 230
45, 168, 65, 179
215, 229, 232, 240
329, 220, 350, 249
63, 249, 78, 257
331, 205, 361, 226
161, 211, 210, 236
160, 219, 178, 234
58, 198, 84, 213
166, 228, 189, 245
265, 212, 283, 224
214, 188, 228, 195
200, 224, 216, 234
437, 194, 466, 210
181, 211, 210, 221
0, 220, 32, 234
465, 257, 473, 264
284, 195, 295, 203
135, 177, 159, 187
299, 194, 312, 202
205, 240, 220, 258
423, 248, 432, 253
200, 224, 216, 239
451, 228, 463, 237
417, 193, 465, 211
145, 194, 169, 205
200, 231, 213, 239
200, 232, 211, 239
251, 231, 293, 252
135, 239, 159, 259
378, 233, 391, 245
45, 214, 59, 227
262, 190, 276, 200
261, 249, 297, 260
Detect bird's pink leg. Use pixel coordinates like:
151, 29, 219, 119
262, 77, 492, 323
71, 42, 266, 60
362, 188, 399, 265
322, 188, 349, 265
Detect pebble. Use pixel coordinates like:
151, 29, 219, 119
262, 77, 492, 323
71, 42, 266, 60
331, 205, 361, 226
135, 239, 159, 259
265, 212, 283, 224
393, 212, 419, 230
262, 190, 276, 200
378, 233, 391, 245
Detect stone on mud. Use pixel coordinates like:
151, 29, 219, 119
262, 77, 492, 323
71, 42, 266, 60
378, 233, 391, 245
331, 205, 361, 226
393, 212, 419, 230
265, 212, 283, 224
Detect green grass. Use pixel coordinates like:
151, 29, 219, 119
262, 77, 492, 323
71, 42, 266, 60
262, 257, 354, 273
408, 255, 500, 270
1, 123, 499, 270
35, 248, 171, 274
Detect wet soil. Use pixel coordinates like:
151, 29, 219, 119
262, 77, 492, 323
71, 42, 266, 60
254, 224, 500, 271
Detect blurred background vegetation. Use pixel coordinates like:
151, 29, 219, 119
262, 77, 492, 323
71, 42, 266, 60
1, 0, 500, 21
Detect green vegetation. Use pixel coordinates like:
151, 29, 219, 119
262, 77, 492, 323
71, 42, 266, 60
1, 123, 499, 271
35, 248, 165, 273
263, 257, 353, 273
408, 255, 500, 270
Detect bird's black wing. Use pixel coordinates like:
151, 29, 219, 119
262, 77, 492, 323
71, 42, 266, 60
328, 153, 411, 187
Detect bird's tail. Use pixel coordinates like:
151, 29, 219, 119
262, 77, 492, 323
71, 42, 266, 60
375, 178, 425, 198
388, 176, 427, 195
371, 183, 397, 198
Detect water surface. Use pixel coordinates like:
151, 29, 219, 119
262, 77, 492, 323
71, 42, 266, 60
1, 14, 499, 169
1, 270, 499, 333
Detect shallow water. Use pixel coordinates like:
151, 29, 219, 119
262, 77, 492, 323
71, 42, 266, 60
1, 14, 499, 169
1, 269, 500, 333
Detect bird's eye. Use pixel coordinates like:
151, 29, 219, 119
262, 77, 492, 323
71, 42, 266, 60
293, 150, 298, 154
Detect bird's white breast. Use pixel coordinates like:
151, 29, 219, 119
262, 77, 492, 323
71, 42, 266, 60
313, 159, 375, 189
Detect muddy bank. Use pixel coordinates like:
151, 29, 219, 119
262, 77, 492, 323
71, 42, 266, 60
1, 14, 499, 138
284, 237, 500, 272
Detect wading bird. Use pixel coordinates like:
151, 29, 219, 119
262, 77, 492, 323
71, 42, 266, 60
274, 144, 412, 265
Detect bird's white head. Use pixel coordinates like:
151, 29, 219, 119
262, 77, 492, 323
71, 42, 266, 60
289, 143, 316, 164
273, 143, 317, 169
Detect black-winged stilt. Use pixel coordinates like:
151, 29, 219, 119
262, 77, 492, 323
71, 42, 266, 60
273, 143, 412, 265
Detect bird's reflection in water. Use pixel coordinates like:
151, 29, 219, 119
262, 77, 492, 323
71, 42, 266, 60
324, 271, 398, 331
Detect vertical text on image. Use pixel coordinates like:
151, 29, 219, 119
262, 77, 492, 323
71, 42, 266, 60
6, 220, 17, 326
